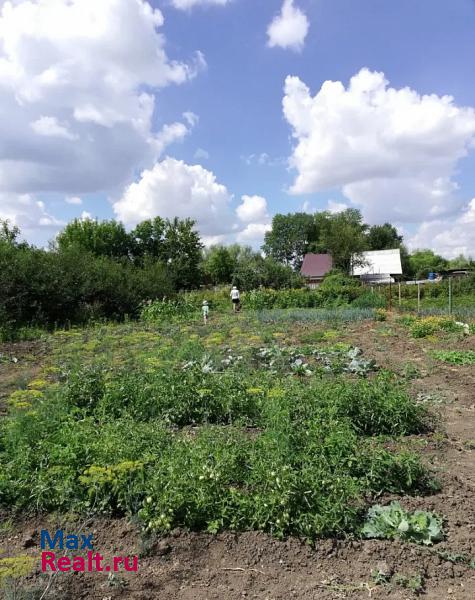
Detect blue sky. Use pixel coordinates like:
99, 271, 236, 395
155, 0, 475, 215
1, 0, 475, 256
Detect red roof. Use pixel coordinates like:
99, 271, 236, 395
300, 253, 333, 278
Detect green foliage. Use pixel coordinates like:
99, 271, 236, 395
0, 220, 21, 245
0, 242, 174, 328
202, 245, 236, 285
57, 218, 130, 258
0, 556, 34, 582
0, 326, 45, 343
408, 249, 448, 279
406, 316, 462, 338
431, 350, 475, 365
212, 245, 304, 290
366, 223, 403, 251
0, 320, 434, 540
141, 297, 198, 323
448, 253, 474, 270
243, 277, 364, 311
318, 209, 368, 273
65, 364, 106, 410
352, 291, 386, 309
362, 501, 443, 545
262, 213, 317, 267
160, 217, 203, 289
262, 209, 370, 273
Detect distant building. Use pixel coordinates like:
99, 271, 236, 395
352, 249, 403, 284
300, 253, 333, 288
443, 269, 472, 279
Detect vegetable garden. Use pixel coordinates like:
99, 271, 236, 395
1, 300, 475, 598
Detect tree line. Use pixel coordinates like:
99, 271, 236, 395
0, 209, 472, 329
261, 209, 473, 278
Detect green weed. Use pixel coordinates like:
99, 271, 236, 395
431, 350, 475, 365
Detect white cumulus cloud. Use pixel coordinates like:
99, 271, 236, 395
327, 200, 350, 214
65, 196, 82, 205
0, 0, 204, 204
114, 159, 272, 247
409, 199, 475, 258
0, 192, 64, 244
113, 157, 235, 237
267, 0, 309, 52
283, 68, 475, 224
236, 195, 269, 224
235, 194, 271, 244
170, 0, 231, 10
31, 116, 77, 140
236, 222, 272, 244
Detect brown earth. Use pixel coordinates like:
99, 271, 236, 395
1, 319, 474, 599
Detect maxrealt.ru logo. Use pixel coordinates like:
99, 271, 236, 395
40, 530, 138, 573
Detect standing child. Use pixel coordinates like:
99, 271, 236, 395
202, 300, 209, 324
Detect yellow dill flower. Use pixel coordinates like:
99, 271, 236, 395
8, 389, 44, 408
246, 387, 264, 395
0, 555, 35, 581
267, 388, 285, 399
28, 378, 48, 390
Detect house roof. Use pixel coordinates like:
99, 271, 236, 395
300, 253, 333, 278
352, 249, 403, 276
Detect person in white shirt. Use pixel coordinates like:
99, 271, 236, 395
230, 286, 240, 312
202, 300, 209, 324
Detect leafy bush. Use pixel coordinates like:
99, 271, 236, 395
362, 501, 444, 545
0, 243, 174, 328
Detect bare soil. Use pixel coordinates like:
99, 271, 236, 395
1, 319, 474, 599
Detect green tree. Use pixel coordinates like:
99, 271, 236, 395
262, 213, 317, 268
0, 220, 21, 245
318, 209, 368, 273
366, 223, 403, 250
129, 217, 166, 262
201, 246, 236, 285
448, 254, 473, 270
163, 218, 203, 289
408, 249, 448, 279
56, 218, 131, 258
231, 247, 303, 290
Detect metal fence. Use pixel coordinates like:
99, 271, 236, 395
368, 276, 475, 318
